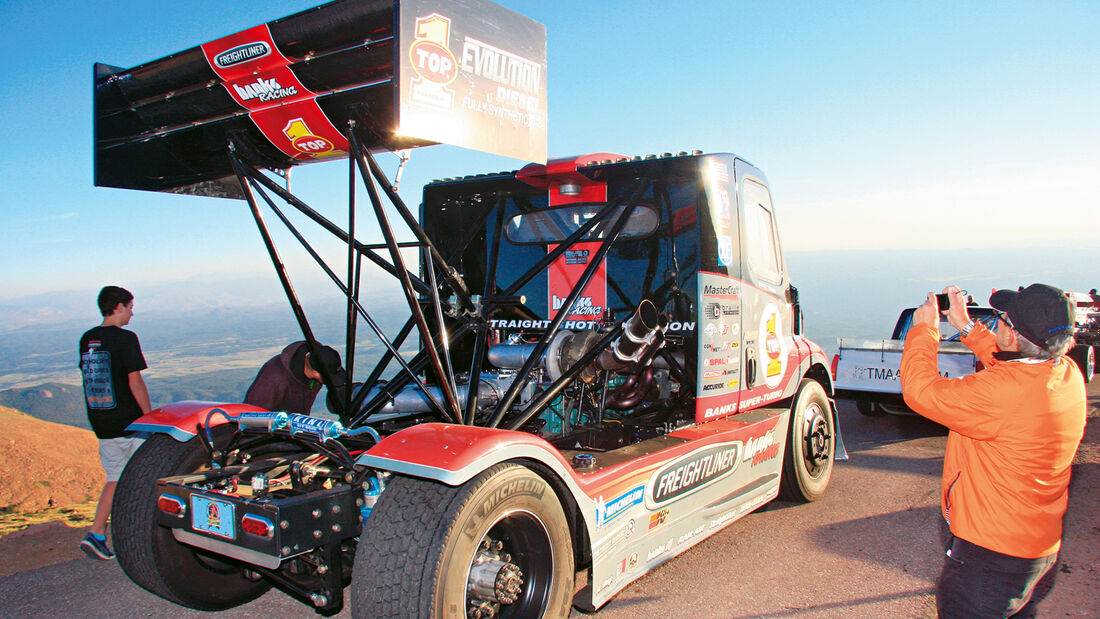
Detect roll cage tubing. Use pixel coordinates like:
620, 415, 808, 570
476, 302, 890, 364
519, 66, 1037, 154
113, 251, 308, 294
226, 127, 662, 431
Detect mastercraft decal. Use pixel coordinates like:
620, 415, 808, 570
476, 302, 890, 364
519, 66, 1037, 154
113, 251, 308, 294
759, 303, 788, 388
646, 442, 743, 508
595, 486, 645, 530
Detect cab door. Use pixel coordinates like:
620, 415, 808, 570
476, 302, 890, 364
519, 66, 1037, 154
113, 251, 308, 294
733, 160, 794, 409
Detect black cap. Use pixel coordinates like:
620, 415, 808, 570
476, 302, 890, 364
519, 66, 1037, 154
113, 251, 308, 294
989, 284, 1075, 349
311, 345, 342, 373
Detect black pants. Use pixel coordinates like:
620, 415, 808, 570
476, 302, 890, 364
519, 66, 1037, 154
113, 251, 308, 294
936, 535, 1057, 618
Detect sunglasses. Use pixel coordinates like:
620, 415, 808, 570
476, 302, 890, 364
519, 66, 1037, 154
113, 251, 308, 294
993, 309, 1014, 330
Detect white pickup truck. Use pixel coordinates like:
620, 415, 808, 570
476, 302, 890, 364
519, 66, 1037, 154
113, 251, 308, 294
833, 297, 1097, 416
831, 306, 1000, 416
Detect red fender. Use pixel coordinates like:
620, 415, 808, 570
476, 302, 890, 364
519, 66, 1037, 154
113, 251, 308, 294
127, 401, 267, 442
355, 423, 581, 488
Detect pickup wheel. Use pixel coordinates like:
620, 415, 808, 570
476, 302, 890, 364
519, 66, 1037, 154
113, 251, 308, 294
351, 463, 574, 619
778, 379, 835, 502
855, 399, 886, 417
1069, 345, 1095, 383
112, 430, 270, 610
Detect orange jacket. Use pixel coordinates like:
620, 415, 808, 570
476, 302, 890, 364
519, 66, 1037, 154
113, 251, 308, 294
901, 322, 1086, 558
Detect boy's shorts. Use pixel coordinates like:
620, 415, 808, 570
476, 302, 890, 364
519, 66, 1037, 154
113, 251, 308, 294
98, 434, 147, 482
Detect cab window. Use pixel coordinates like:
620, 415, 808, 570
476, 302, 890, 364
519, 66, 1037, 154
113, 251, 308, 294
742, 180, 782, 284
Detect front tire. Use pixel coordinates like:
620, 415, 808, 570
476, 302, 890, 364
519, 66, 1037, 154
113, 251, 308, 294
778, 379, 836, 502
112, 430, 270, 610
352, 463, 574, 619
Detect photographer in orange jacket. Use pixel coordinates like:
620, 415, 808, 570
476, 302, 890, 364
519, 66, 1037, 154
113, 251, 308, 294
901, 284, 1085, 618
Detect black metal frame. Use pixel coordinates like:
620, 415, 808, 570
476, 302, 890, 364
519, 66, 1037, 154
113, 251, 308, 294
227, 126, 656, 432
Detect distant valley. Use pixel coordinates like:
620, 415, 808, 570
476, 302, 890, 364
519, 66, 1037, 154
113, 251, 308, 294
2, 248, 1095, 431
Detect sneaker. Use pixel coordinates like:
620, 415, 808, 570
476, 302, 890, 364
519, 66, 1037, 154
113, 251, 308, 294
80, 533, 115, 560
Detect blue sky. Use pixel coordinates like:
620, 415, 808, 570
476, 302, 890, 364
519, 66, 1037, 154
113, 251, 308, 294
0, 0, 1097, 303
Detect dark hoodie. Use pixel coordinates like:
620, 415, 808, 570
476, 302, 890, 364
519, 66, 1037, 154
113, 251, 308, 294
244, 341, 321, 414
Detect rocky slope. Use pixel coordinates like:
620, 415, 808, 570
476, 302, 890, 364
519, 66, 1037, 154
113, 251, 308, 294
0, 406, 103, 512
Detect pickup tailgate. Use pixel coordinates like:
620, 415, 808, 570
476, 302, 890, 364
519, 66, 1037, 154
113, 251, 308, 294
834, 339, 977, 395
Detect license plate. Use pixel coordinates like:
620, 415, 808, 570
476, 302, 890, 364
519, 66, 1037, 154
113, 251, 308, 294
191, 494, 236, 540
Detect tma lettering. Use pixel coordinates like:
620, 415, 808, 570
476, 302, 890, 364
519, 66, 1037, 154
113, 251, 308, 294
863, 367, 951, 381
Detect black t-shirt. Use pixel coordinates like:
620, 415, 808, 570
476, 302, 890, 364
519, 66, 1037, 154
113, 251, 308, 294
79, 326, 148, 438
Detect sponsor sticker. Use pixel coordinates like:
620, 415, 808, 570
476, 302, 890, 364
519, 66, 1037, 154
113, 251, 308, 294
646, 442, 743, 508
646, 538, 675, 562
214, 42, 271, 68
759, 303, 788, 389
548, 241, 607, 323
595, 486, 645, 530
648, 508, 670, 530
200, 24, 347, 160
744, 431, 780, 466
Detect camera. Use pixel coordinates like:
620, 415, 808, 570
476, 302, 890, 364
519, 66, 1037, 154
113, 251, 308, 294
935, 293, 951, 312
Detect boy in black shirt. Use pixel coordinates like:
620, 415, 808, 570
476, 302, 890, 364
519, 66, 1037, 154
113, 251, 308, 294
78, 286, 152, 559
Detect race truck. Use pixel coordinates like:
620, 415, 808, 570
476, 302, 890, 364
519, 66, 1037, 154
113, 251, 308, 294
94, 1, 844, 616
835, 293, 1096, 416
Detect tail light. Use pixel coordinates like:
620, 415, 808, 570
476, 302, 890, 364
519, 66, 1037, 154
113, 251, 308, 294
830, 354, 840, 380
241, 514, 274, 538
157, 494, 186, 517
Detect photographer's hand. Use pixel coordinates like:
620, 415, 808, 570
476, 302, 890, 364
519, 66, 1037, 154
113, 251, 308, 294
942, 285, 972, 332
913, 293, 941, 336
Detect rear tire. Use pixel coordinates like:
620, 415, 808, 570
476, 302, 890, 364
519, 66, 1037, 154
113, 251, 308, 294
351, 463, 574, 619
779, 379, 835, 502
1069, 345, 1095, 383
112, 429, 270, 610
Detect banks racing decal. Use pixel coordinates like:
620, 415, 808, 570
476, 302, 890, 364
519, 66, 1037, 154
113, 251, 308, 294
759, 303, 788, 389
744, 430, 779, 466
595, 486, 645, 530
645, 537, 675, 562
645, 442, 743, 508
231, 76, 298, 103
548, 242, 606, 322
201, 24, 347, 161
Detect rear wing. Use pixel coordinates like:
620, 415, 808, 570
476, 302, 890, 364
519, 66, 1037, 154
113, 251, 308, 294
94, 0, 546, 199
